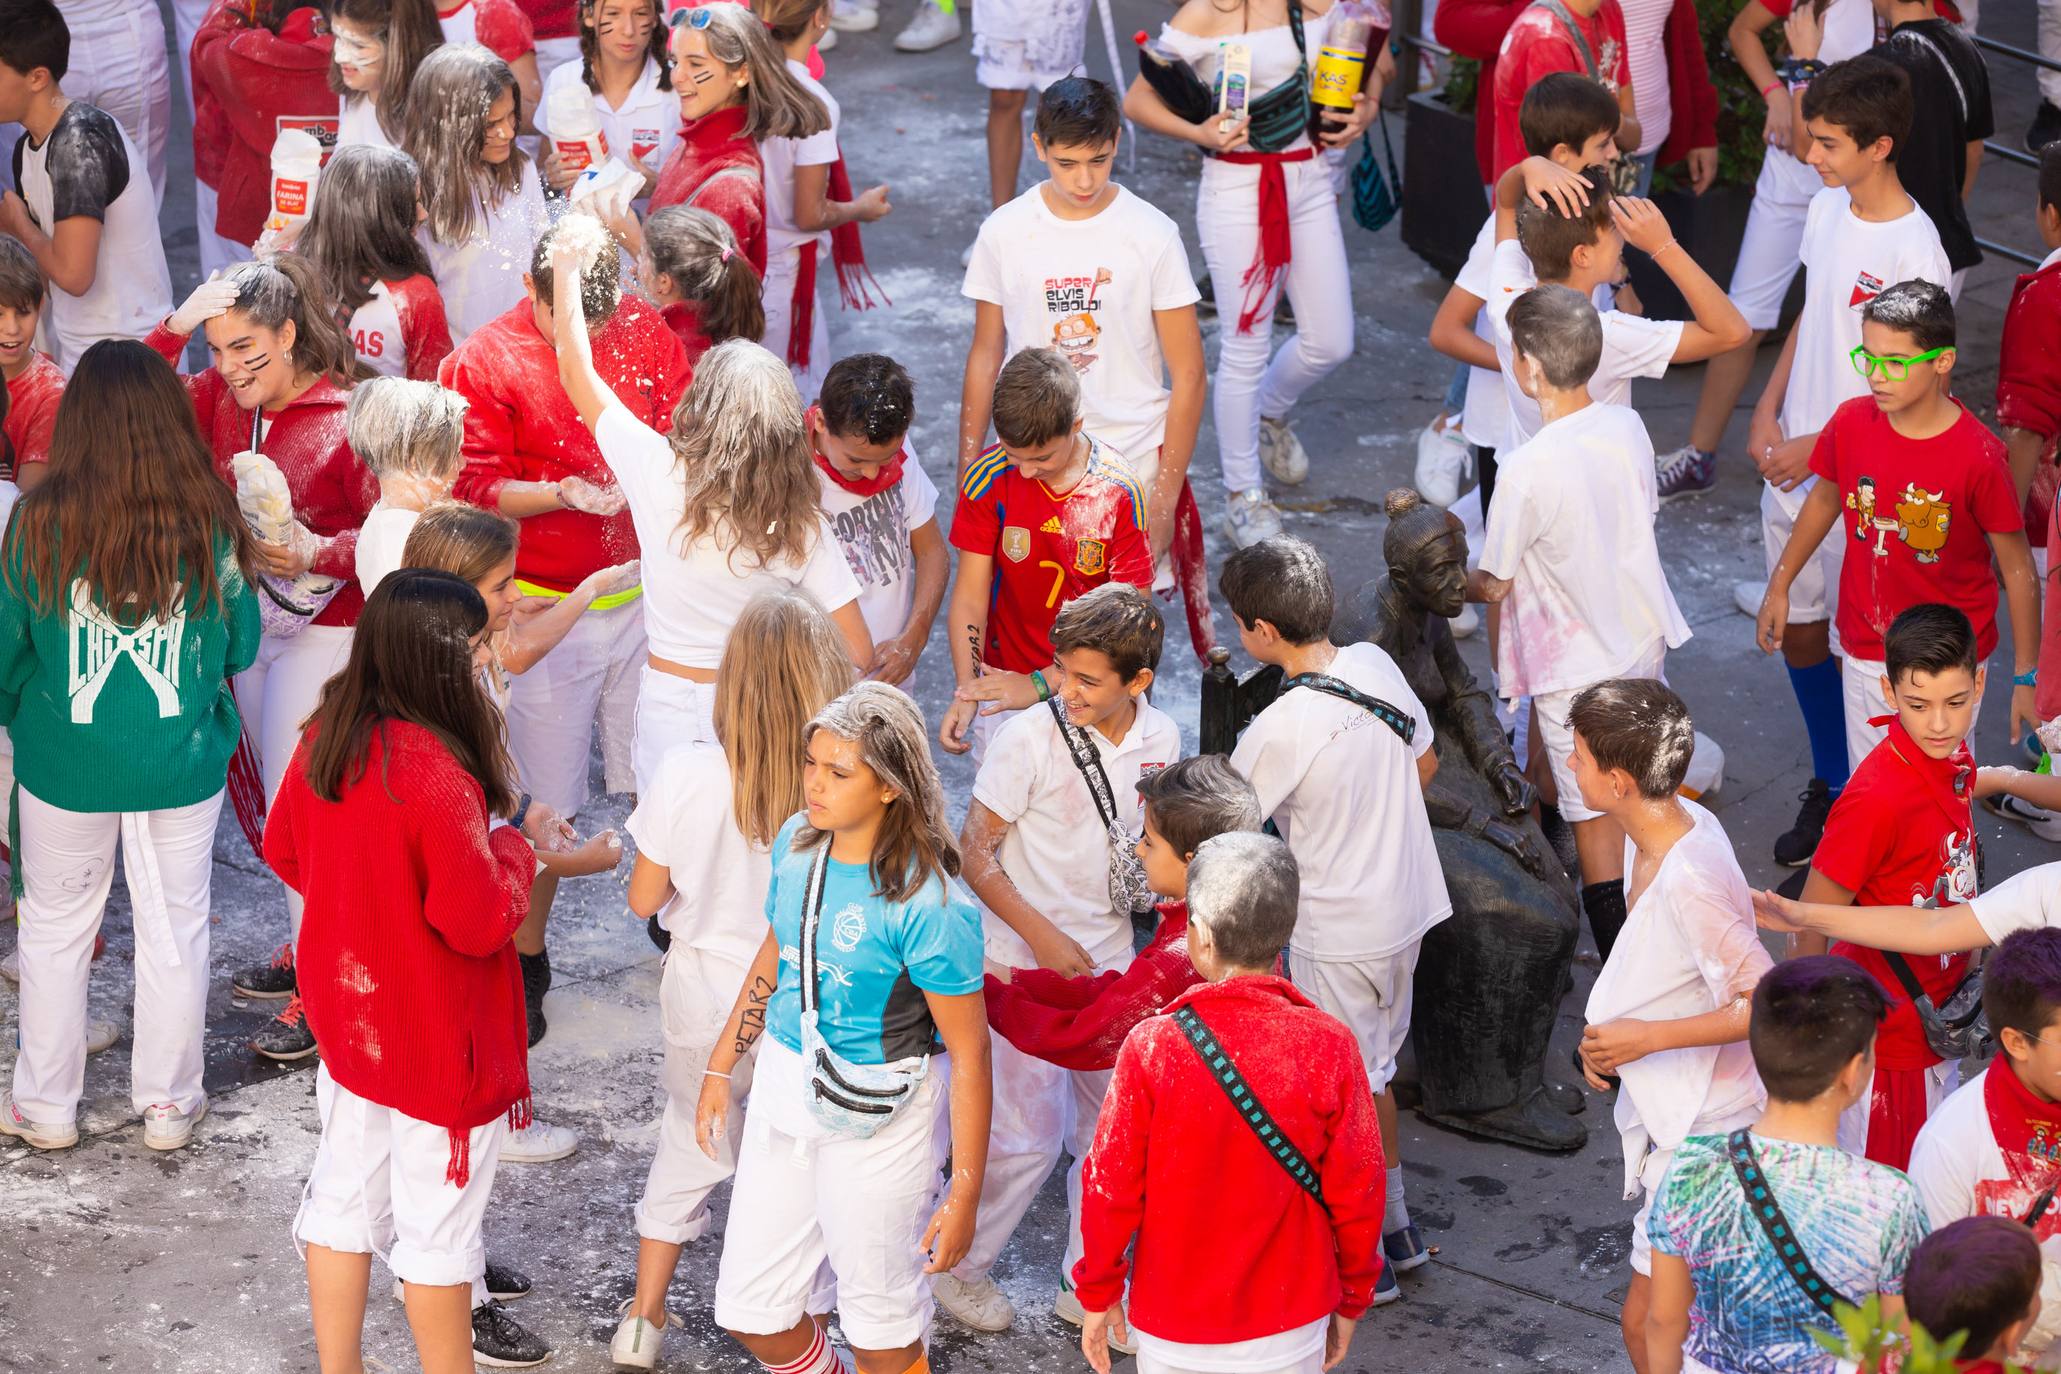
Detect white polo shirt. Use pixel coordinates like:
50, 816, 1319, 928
538, 56, 678, 191
972, 697, 1181, 967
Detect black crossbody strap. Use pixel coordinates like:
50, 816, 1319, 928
1282, 672, 1416, 745
1726, 1129, 1852, 1314
1047, 695, 1121, 831
1173, 1005, 1327, 1211
798, 845, 829, 1018
1880, 952, 1933, 1006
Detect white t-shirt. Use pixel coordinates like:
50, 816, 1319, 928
355, 503, 421, 596
1619, 0, 1673, 156
814, 450, 940, 646
537, 57, 677, 198
1969, 862, 2061, 943
1587, 800, 1771, 1198
1230, 642, 1451, 961
335, 95, 395, 152
1485, 238, 1681, 449
420, 161, 548, 344
348, 281, 406, 378
1454, 214, 1508, 451
15, 102, 171, 374
438, 0, 479, 44
762, 59, 839, 262
962, 184, 1200, 486
626, 741, 772, 964
971, 698, 1182, 968
594, 403, 861, 667
1478, 401, 1691, 699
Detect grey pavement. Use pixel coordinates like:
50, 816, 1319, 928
1, 2, 2055, 1370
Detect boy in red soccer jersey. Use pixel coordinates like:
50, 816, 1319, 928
940, 346, 1152, 764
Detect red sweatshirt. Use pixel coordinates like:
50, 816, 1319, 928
191, 3, 338, 245
1074, 975, 1386, 1343
985, 903, 1203, 1073
442, 295, 689, 592
264, 720, 535, 1181
148, 323, 377, 627
5, 353, 63, 474
511, 0, 575, 41
651, 104, 768, 277
659, 300, 714, 371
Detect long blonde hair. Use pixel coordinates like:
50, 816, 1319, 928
668, 338, 820, 571
715, 590, 856, 847
676, 2, 827, 142
402, 44, 529, 245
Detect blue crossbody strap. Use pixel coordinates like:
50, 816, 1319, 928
1172, 1005, 1327, 1212
1725, 1129, 1852, 1314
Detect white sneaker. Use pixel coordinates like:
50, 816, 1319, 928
609, 1299, 673, 1370
1732, 579, 1767, 618
1224, 488, 1285, 549
1257, 415, 1310, 486
893, 0, 961, 51
814, 25, 837, 50
1054, 1285, 1138, 1355
1414, 415, 1469, 508
1450, 603, 1479, 639
1992, 793, 2061, 842
931, 1272, 1016, 1332
0, 1090, 78, 1150
86, 1018, 120, 1055
142, 1096, 207, 1151
0, 948, 15, 983
500, 1118, 577, 1164
828, 0, 877, 31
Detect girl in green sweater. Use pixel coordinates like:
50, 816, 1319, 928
0, 339, 261, 1153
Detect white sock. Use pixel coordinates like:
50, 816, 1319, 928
1384, 1164, 1409, 1233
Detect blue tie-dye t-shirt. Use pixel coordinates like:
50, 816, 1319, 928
1649, 1133, 1929, 1374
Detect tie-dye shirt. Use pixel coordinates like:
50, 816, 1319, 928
1649, 1133, 1930, 1374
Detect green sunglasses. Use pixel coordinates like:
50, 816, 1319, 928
1849, 343, 1951, 382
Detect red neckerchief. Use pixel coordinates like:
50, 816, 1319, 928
809, 405, 905, 497
1871, 713, 1975, 841
1984, 1059, 2061, 1201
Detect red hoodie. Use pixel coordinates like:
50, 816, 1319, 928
264, 720, 535, 1183
148, 323, 377, 627
985, 903, 1203, 1074
651, 104, 767, 277
191, 3, 338, 245
442, 294, 690, 592
1073, 975, 1386, 1343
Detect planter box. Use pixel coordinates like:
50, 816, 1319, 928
1401, 90, 1484, 279
1624, 180, 1802, 329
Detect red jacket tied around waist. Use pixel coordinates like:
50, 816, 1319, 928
264, 720, 537, 1181
148, 323, 378, 628
190, 2, 337, 246
1073, 974, 1387, 1342
442, 295, 690, 592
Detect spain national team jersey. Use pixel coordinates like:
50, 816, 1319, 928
949, 434, 1153, 675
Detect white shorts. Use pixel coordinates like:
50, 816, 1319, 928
293, 1065, 506, 1288
1629, 1101, 1758, 1276
632, 666, 716, 798
1531, 645, 1668, 824
504, 599, 644, 817
712, 1040, 946, 1350
1287, 944, 1421, 1095
971, 0, 1089, 90
636, 943, 756, 1245
1728, 151, 1817, 331
1762, 479, 1846, 629
967, 702, 1024, 772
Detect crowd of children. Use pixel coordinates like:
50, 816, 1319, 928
0, 0, 2059, 1371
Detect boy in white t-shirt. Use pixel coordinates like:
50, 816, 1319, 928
1567, 679, 1771, 1374
1219, 533, 1446, 1299
807, 353, 944, 688
961, 76, 1204, 573
1469, 283, 1691, 968
347, 377, 470, 597
1742, 54, 1950, 873
942, 582, 1181, 1346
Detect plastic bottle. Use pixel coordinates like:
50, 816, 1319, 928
547, 81, 610, 174
1311, 0, 1391, 111
265, 127, 324, 233
1134, 28, 1186, 75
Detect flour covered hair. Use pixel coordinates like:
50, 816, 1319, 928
1566, 678, 1694, 799
795, 682, 958, 903
667, 338, 821, 572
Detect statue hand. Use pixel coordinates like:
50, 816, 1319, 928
1490, 758, 1538, 817
1481, 818, 1543, 875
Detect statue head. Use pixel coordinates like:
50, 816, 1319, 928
1383, 488, 1469, 621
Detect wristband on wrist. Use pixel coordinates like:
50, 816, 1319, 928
1759, 79, 1784, 98
512, 791, 533, 831
704, 1068, 732, 1080
2017, 669, 2039, 688
1031, 669, 1051, 701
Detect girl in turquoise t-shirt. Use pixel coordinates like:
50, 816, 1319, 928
695, 681, 991, 1374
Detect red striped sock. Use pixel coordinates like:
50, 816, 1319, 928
763, 1326, 847, 1374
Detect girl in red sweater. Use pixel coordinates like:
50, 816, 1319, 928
268, 568, 536, 1374
297, 145, 456, 381
329, 0, 446, 152
150, 254, 376, 1058
635, 203, 764, 366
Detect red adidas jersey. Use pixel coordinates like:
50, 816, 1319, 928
949, 435, 1152, 675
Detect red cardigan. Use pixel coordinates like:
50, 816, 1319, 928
985, 903, 1203, 1074
264, 721, 535, 1180
650, 104, 768, 277
148, 324, 377, 627
442, 295, 689, 592
190, 3, 337, 245
1073, 975, 1387, 1342
1435, 0, 1715, 183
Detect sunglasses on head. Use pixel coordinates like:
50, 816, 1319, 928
1848, 343, 1950, 382
668, 4, 716, 29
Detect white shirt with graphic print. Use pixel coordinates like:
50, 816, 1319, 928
814, 443, 940, 647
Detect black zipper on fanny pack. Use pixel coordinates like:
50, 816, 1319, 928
813, 1080, 894, 1115
815, 1049, 910, 1100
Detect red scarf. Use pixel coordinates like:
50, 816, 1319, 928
809, 406, 905, 496
787, 153, 887, 371
1984, 1058, 2061, 1205
1170, 479, 1217, 660
1213, 147, 1316, 334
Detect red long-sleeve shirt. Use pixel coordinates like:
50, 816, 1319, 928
147, 323, 377, 627
349, 273, 455, 383
984, 903, 1202, 1073
650, 104, 768, 277
191, 3, 337, 245
4, 353, 63, 475
441, 295, 689, 592
265, 721, 534, 1161
1073, 975, 1387, 1343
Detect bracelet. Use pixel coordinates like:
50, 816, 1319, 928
1031, 669, 1051, 702
1652, 239, 1682, 257
1759, 79, 1784, 98
512, 791, 533, 831
2017, 669, 2039, 688
703, 1068, 732, 1080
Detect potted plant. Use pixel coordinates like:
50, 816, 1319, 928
1400, 57, 1489, 278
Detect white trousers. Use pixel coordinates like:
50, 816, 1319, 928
1195, 155, 1354, 495
630, 664, 714, 801
505, 600, 644, 817
237, 624, 355, 943
192, 180, 252, 278
57, 0, 171, 212
2044, 0, 2061, 108
169, 0, 213, 120
762, 245, 831, 405
13, 786, 223, 1122
635, 943, 756, 1245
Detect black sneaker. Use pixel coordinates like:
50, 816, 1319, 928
519, 950, 551, 1049
1772, 779, 1835, 868
645, 914, 671, 954
252, 996, 318, 1062
2029, 100, 2061, 154
484, 1260, 532, 1302
232, 942, 298, 1000
472, 1301, 551, 1369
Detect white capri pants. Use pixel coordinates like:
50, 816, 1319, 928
237, 624, 355, 943
294, 1064, 507, 1288
1762, 478, 1846, 629
56, 0, 171, 212
635, 943, 756, 1245
1196, 154, 1354, 496
1289, 942, 1421, 1096
12, 787, 223, 1123
1531, 644, 1669, 824
762, 246, 831, 405
1727, 151, 1818, 332
505, 599, 644, 817
631, 665, 714, 800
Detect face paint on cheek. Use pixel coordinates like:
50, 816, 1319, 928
243, 353, 272, 375
689, 67, 714, 85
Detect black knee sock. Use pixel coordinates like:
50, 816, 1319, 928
1581, 880, 1628, 963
